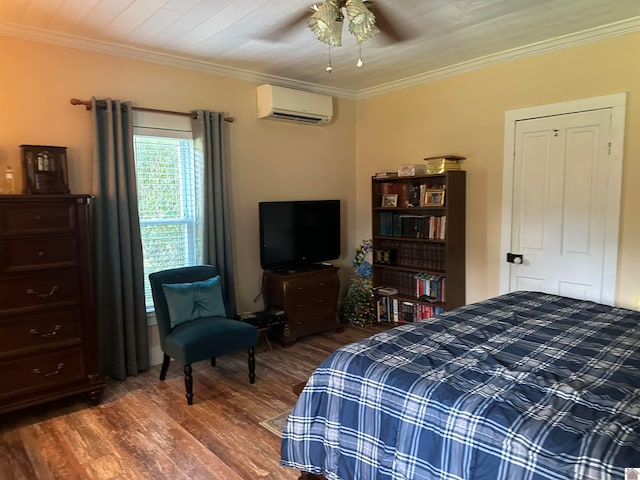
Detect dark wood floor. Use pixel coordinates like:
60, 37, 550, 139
0, 324, 387, 480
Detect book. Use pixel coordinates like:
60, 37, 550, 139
377, 286, 398, 296
375, 172, 398, 179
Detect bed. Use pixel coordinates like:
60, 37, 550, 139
280, 291, 640, 479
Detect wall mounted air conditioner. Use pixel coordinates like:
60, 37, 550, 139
257, 84, 333, 125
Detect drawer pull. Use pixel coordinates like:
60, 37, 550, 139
26, 285, 59, 299
33, 363, 64, 377
30, 324, 62, 338
34, 215, 43, 222
37, 251, 46, 257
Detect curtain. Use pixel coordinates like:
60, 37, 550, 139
191, 111, 236, 317
92, 97, 149, 380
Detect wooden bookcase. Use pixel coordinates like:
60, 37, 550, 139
371, 171, 466, 322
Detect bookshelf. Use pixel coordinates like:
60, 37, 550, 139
371, 171, 466, 323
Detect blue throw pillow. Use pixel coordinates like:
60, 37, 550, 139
162, 275, 227, 328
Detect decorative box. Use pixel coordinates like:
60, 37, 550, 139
426, 163, 461, 174
398, 164, 427, 177
424, 155, 465, 174
21, 145, 70, 194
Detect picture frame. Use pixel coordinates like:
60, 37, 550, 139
381, 194, 398, 207
424, 189, 445, 206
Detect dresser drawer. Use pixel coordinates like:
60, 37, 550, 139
284, 275, 338, 308
0, 347, 85, 398
0, 202, 76, 235
0, 269, 80, 311
285, 289, 337, 310
0, 236, 79, 273
288, 306, 337, 337
0, 309, 82, 357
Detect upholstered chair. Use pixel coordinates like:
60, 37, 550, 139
149, 265, 257, 405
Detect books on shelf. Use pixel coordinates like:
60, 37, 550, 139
415, 273, 446, 302
378, 212, 446, 239
379, 270, 446, 299
376, 295, 445, 323
374, 240, 445, 271
374, 171, 398, 179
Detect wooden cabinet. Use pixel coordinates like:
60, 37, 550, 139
263, 266, 340, 345
371, 171, 466, 321
0, 194, 104, 414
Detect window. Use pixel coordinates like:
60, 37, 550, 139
133, 114, 203, 311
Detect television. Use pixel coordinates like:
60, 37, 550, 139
259, 200, 340, 271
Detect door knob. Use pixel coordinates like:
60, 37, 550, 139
507, 253, 524, 264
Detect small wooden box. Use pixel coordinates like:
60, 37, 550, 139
398, 164, 427, 177
21, 145, 70, 194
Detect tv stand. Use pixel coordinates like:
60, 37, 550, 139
264, 266, 341, 346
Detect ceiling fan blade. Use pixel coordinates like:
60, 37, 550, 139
260, 9, 312, 42
368, 2, 414, 43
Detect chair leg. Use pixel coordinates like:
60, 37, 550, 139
159, 354, 171, 381
211, 357, 216, 367
248, 347, 255, 384
184, 364, 194, 405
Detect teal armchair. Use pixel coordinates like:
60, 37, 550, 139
149, 265, 257, 405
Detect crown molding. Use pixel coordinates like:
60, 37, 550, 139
0, 22, 358, 100
2, 15, 639, 102
355, 16, 640, 99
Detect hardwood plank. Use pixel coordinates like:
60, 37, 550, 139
0, 324, 389, 479
0, 427, 37, 479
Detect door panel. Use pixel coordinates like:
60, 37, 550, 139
509, 109, 610, 302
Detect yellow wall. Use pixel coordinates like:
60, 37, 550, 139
0, 36, 357, 315
1, 31, 638, 316
355, 32, 640, 308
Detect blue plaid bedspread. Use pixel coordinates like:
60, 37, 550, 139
280, 291, 640, 479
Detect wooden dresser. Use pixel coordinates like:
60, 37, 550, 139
264, 266, 341, 346
0, 194, 104, 414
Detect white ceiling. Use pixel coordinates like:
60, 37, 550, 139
2, 0, 640, 98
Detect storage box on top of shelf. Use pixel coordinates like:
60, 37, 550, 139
398, 164, 427, 177
424, 155, 465, 174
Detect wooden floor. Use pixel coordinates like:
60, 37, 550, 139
0, 325, 386, 480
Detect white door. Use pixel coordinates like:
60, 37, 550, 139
500, 94, 626, 305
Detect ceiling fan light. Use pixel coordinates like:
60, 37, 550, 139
307, 0, 379, 69
350, 23, 378, 43
345, 0, 379, 43
308, 1, 343, 46
345, 0, 372, 24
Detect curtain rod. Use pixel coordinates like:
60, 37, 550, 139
70, 98, 234, 123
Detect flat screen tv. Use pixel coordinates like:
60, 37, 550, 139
259, 200, 340, 271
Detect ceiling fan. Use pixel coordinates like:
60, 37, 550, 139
263, 1, 410, 71
308, 0, 379, 47
272, 1, 409, 43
